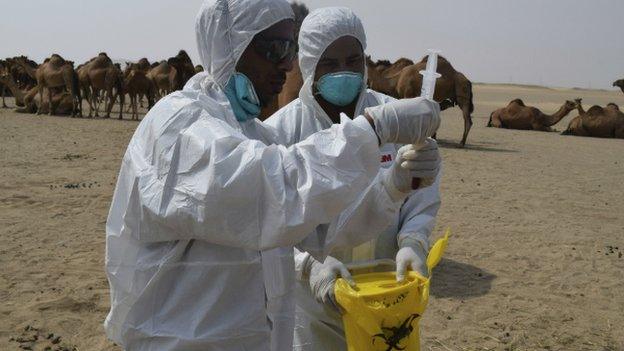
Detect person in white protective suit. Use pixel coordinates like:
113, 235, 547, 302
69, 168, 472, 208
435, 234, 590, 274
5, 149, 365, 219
103, 0, 441, 349
265, 7, 442, 350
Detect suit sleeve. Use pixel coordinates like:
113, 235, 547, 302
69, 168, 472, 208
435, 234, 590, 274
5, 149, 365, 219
119, 103, 380, 251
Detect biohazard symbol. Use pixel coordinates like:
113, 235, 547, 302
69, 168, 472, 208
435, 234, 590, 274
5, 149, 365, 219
371, 314, 420, 350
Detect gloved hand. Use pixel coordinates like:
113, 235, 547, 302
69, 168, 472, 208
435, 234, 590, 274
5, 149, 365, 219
305, 256, 355, 311
382, 138, 441, 195
365, 97, 441, 145
396, 241, 429, 282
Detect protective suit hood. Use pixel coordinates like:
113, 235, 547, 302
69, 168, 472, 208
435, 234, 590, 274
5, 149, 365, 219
297, 7, 368, 121
195, 0, 294, 88
298, 7, 367, 81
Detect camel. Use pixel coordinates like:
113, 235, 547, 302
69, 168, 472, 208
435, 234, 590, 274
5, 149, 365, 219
0, 72, 73, 115
135, 58, 151, 72
76, 62, 93, 114
6, 56, 38, 89
488, 99, 577, 132
562, 99, 624, 138
80, 53, 124, 118
613, 79, 624, 94
15, 54, 80, 116
124, 61, 148, 111
365, 57, 414, 97
2, 57, 39, 108
147, 61, 179, 99
390, 55, 474, 146
171, 50, 196, 88
150, 50, 196, 96
124, 63, 156, 120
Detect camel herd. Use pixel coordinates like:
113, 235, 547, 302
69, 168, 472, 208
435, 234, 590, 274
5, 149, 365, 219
488, 96, 624, 139
2, 49, 621, 141
0, 50, 202, 120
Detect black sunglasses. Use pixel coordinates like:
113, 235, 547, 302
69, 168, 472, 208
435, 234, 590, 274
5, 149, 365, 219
253, 38, 297, 64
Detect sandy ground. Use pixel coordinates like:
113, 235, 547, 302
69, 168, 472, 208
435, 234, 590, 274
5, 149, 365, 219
1, 85, 623, 351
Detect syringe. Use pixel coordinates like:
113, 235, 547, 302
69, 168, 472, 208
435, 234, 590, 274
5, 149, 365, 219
410, 49, 441, 190
420, 49, 441, 100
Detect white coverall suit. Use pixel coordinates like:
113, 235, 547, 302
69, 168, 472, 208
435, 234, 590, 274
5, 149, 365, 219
104, 1, 410, 350
264, 7, 442, 350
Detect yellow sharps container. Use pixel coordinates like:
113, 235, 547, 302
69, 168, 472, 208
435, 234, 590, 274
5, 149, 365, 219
334, 230, 449, 351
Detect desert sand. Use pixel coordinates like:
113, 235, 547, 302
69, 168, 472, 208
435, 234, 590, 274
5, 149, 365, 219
1, 84, 623, 350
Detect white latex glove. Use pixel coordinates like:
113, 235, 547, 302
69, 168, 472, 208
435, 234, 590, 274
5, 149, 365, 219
365, 97, 441, 145
396, 241, 429, 282
383, 138, 441, 195
305, 256, 355, 311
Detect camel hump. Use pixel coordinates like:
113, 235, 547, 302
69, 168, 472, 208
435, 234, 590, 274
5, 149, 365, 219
49, 54, 66, 64
510, 98, 525, 106
420, 54, 452, 67
394, 58, 414, 66
587, 105, 604, 116
177, 50, 193, 63
607, 103, 620, 111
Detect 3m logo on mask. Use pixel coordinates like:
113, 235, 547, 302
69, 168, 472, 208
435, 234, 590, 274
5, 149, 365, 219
371, 314, 420, 351
381, 154, 393, 163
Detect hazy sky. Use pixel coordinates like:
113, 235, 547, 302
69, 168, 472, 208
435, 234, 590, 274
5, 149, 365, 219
1, 0, 622, 89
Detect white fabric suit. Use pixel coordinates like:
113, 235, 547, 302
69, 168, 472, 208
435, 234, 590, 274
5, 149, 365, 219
264, 7, 442, 350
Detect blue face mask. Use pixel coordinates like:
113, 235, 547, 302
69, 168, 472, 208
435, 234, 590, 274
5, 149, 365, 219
315, 71, 364, 107
224, 72, 261, 122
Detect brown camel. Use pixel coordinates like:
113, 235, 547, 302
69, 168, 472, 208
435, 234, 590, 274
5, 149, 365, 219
365, 57, 414, 97
613, 79, 624, 94
393, 55, 474, 146
136, 58, 151, 72
0, 73, 73, 115
124, 63, 156, 120
170, 50, 196, 89
80, 53, 124, 118
15, 54, 79, 116
76, 55, 103, 117
6, 56, 38, 89
123, 60, 152, 110
147, 61, 180, 99
488, 99, 577, 132
562, 99, 624, 138
76, 62, 92, 114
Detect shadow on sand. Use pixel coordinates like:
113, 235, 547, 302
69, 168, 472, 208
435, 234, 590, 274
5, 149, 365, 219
436, 139, 518, 153
430, 258, 496, 299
